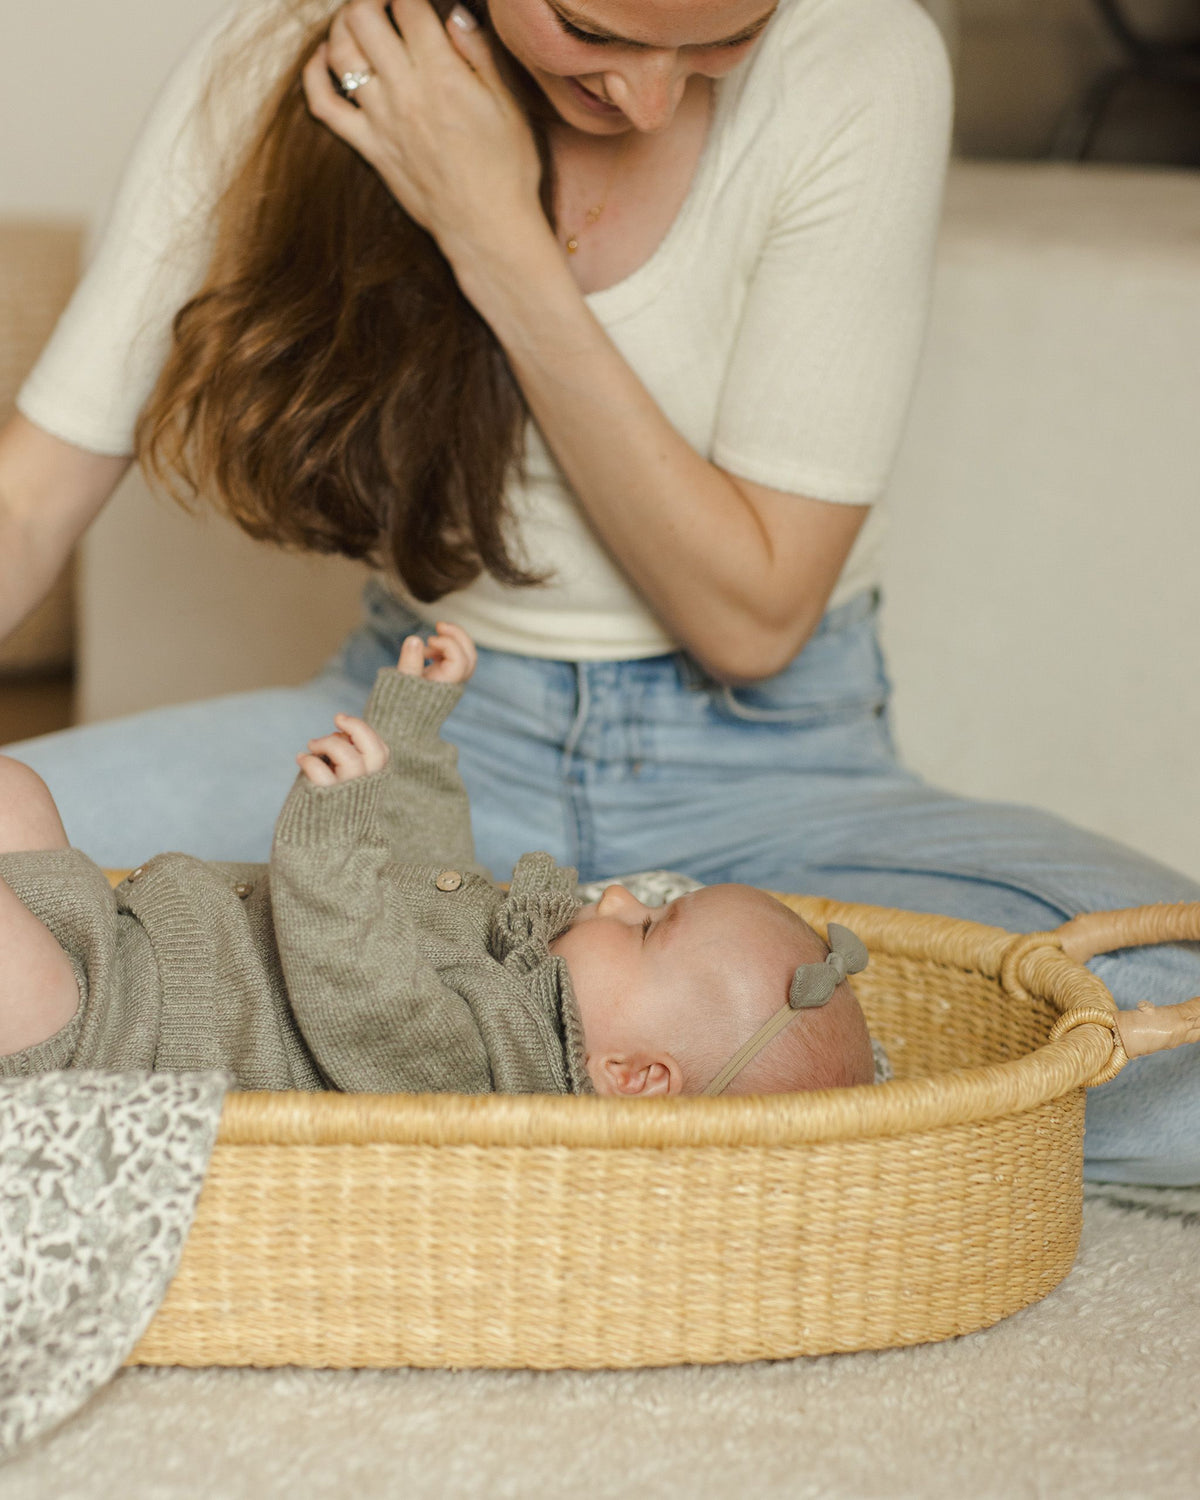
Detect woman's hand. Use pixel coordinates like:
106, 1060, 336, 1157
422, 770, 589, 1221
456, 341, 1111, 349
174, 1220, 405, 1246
297, 714, 390, 786
302, 0, 545, 265
397, 621, 477, 683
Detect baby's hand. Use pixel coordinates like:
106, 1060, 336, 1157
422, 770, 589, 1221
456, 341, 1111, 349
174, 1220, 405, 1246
397, 622, 478, 685
296, 714, 389, 787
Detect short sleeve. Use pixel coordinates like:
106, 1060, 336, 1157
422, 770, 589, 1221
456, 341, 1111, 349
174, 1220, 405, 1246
15, 1, 298, 457
711, 1, 953, 504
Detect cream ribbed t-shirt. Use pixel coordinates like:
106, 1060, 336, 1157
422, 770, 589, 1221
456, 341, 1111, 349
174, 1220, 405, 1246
18, 0, 952, 661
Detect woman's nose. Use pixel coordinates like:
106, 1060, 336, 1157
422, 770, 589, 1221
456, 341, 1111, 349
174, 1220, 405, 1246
596, 884, 651, 923
604, 55, 688, 132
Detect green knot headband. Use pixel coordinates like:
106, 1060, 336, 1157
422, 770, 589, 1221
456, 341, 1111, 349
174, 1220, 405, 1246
702, 923, 870, 1096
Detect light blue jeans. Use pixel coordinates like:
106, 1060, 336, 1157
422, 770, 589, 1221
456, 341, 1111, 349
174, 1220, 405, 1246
9, 582, 1199, 1184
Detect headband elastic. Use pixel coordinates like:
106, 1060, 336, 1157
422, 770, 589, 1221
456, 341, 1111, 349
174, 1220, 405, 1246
701, 923, 869, 1096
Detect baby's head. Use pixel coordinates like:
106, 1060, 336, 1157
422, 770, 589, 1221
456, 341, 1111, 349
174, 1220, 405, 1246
550, 883, 875, 1098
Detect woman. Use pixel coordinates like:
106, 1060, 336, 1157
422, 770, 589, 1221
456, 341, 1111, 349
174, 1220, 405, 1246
1, 0, 1196, 1182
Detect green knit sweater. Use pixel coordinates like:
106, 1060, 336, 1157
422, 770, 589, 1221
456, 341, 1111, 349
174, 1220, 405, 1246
0, 671, 592, 1095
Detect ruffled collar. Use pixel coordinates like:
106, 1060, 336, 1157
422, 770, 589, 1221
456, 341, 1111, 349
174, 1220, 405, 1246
526, 956, 594, 1095
490, 852, 593, 1094
490, 852, 580, 973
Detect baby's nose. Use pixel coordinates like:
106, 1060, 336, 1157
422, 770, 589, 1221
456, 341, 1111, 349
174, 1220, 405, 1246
596, 884, 651, 923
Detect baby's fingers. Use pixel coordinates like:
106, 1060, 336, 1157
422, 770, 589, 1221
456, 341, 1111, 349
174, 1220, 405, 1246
438, 621, 477, 677
333, 714, 389, 774
425, 621, 477, 683
397, 634, 427, 677
304, 730, 366, 781
296, 752, 337, 787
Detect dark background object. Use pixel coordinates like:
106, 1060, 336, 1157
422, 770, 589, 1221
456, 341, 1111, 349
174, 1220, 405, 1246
1054, 0, 1200, 162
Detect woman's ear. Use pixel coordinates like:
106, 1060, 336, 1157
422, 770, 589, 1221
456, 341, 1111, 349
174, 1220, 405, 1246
589, 1053, 684, 1098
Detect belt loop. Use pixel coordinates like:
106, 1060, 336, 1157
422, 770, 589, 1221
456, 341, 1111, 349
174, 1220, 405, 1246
562, 662, 591, 764
674, 653, 711, 692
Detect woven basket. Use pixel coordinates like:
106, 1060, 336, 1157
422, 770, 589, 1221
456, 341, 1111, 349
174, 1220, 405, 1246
123, 893, 1199, 1370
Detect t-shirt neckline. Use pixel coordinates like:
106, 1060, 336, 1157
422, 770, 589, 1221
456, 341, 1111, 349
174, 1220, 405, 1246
580, 59, 747, 323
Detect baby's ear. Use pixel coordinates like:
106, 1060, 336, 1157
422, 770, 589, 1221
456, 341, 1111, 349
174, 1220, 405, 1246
590, 1054, 683, 1098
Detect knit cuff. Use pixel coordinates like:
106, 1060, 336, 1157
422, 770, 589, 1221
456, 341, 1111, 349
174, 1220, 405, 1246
365, 670, 463, 744
273, 769, 386, 848
0, 971, 86, 1077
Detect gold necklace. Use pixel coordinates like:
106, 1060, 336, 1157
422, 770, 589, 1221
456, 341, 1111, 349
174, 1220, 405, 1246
561, 133, 634, 255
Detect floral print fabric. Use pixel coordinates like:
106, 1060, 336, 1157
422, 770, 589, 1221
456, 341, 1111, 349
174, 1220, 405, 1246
0, 1070, 227, 1458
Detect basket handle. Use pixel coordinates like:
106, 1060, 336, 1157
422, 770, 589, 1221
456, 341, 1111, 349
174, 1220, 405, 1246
1053, 902, 1200, 1061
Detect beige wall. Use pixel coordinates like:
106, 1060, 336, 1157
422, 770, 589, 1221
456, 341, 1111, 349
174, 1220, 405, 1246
77, 481, 368, 718
0, 0, 230, 221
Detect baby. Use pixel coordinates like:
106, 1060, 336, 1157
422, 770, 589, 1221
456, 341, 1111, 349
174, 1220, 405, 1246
0, 624, 875, 1098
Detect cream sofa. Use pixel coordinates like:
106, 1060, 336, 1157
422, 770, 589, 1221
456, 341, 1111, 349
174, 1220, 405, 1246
51, 160, 1200, 884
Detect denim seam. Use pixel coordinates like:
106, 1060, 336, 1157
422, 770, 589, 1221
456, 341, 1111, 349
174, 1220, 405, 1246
711, 689, 889, 726
562, 665, 593, 874
803, 855, 1078, 926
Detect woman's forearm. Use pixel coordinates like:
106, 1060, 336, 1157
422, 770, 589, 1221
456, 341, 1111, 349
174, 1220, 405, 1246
450, 224, 861, 683
0, 416, 130, 644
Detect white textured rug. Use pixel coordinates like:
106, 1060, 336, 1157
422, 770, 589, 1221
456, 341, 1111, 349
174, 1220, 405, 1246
1, 1185, 1197, 1500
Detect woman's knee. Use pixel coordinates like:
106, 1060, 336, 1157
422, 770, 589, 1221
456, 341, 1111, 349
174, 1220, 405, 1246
0, 756, 69, 852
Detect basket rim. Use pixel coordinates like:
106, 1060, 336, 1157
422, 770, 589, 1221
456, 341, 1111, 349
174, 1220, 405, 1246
215, 895, 1119, 1151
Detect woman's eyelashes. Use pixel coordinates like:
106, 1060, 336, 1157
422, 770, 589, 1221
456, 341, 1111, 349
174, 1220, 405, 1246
557, 15, 618, 46
553, 12, 765, 51
641, 915, 653, 941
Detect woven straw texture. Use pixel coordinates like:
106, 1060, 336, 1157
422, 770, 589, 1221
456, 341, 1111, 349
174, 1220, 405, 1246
120, 891, 1174, 1371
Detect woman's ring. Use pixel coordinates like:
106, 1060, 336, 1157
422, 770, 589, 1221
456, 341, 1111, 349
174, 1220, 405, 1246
338, 68, 374, 98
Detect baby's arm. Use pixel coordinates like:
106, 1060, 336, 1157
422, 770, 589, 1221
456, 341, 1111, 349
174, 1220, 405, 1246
269, 764, 492, 1094
289, 621, 482, 872
359, 622, 487, 876
269, 625, 491, 1091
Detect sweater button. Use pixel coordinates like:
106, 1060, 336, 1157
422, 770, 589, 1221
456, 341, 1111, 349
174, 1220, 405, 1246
127, 865, 145, 883
435, 870, 463, 892
233, 881, 254, 899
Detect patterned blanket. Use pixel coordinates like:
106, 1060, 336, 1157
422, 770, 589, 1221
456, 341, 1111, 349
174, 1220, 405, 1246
0, 1071, 228, 1458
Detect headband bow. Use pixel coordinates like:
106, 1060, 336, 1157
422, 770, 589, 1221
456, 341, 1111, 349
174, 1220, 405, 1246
787, 923, 870, 1009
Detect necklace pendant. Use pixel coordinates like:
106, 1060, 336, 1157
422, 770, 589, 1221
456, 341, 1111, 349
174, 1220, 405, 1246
565, 236, 580, 254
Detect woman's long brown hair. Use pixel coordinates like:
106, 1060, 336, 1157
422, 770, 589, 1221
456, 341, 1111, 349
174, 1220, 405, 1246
136, 0, 557, 602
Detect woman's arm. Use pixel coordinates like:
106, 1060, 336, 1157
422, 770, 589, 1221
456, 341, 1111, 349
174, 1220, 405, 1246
454, 231, 869, 684
3, 10, 253, 637
0, 415, 130, 645
3, 5, 284, 652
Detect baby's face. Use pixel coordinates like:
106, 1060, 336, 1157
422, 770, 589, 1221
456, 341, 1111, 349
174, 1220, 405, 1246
551, 883, 835, 1095
549, 882, 711, 1095
551, 882, 692, 1015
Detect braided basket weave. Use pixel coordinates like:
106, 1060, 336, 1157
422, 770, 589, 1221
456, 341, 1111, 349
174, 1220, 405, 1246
123, 894, 1198, 1370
